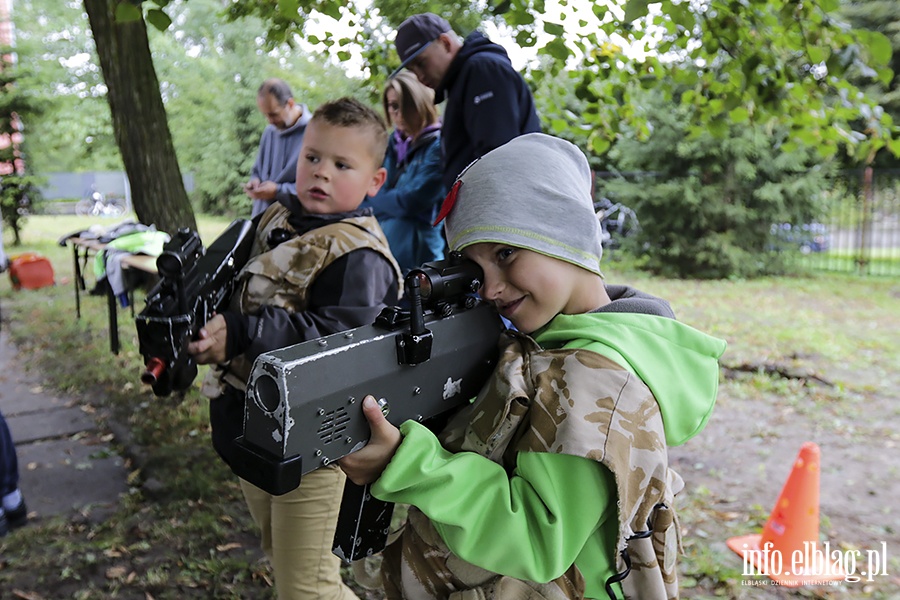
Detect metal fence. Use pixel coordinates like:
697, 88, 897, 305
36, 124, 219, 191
595, 168, 900, 278
34, 171, 195, 215
808, 168, 900, 277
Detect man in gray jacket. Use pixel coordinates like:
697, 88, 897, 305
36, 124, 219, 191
245, 78, 312, 217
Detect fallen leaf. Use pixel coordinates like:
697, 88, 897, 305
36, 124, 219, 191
106, 566, 128, 579
216, 542, 242, 552
13, 590, 46, 600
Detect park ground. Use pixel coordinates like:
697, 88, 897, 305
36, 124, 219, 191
0, 214, 898, 599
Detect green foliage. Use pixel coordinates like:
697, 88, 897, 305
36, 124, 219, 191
217, 0, 490, 93
17, 0, 899, 230
373, 0, 487, 32
0, 174, 43, 245
13, 1, 122, 173
191, 0, 899, 165
217, 0, 487, 63
840, 0, 900, 168
146, 0, 362, 214
573, 0, 895, 163
15, 0, 364, 216
0, 53, 45, 244
219, 0, 315, 47
530, 60, 623, 170
115, 0, 175, 27
344, 0, 899, 164
603, 89, 834, 279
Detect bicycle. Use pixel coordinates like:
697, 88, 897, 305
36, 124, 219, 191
76, 190, 127, 218
593, 197, 640, 249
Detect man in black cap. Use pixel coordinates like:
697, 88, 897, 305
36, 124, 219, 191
394, 13, 541, 190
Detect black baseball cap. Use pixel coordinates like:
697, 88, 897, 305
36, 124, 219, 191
394, 13, 452, 73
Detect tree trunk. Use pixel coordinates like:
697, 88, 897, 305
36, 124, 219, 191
83, 0, 196, 234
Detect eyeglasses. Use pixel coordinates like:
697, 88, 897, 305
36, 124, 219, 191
387, 102, 401, 113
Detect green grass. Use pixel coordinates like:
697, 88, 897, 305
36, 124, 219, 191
823, 247, 900, 260
1, 214, 275, 599
800, 254, 900, 277
1, 214, 899, 599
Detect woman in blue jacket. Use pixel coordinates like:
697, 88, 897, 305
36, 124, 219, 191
364, 72, 446, 272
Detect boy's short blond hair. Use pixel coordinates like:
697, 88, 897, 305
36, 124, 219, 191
311, 98, 389, 167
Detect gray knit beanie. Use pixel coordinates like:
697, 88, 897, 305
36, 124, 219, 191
440, 133, 603, 275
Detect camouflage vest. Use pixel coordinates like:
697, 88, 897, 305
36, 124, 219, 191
382, 330, 682, 600
201, 203, 401, 396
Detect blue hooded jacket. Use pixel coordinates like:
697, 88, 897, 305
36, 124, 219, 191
363, 128, 446, 272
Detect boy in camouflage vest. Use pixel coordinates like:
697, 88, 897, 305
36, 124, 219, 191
188, 98, 402, 600
339, 133, 727, 599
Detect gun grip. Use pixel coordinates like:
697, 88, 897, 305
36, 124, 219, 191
172, 361, 199, 392
332, 481, 395, 562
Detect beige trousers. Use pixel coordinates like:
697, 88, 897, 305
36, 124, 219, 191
240, 465, 360, 600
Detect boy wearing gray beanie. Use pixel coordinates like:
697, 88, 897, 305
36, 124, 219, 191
340, 133, 726, 599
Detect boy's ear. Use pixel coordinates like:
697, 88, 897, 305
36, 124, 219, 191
367, 166, 388, 197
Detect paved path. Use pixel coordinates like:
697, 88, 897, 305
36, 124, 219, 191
0, 326, 129, 528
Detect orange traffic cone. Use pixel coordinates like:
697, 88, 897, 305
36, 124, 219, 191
727, 442, 846, 586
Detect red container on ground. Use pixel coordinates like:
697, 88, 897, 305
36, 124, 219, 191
9, 253, 55, 290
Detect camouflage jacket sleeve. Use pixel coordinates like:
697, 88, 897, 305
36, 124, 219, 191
372, 420, 618, 583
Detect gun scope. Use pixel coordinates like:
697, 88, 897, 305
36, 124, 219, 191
157, 228, 203, 279
406, 252, 482, 306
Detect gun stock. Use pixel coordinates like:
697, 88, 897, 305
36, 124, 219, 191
135, 219, 256, 396
232, 254, 505, 560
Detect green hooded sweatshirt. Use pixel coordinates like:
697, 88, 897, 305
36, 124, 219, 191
373, 309, 726, 599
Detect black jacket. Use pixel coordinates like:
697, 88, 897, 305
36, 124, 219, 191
223, 201, 400, 363
435, 32, 542, 189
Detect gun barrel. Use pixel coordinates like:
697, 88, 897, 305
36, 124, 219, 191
141, 357, 167, 385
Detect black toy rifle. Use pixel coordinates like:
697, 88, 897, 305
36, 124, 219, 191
136, 219, 256, 396
231, 253, 505, 560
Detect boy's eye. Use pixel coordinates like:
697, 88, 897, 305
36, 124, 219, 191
305, 154, 319, 163
496, 247, 515, 262
336, 162, 350, 170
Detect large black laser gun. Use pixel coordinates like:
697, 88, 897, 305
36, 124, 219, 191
232, 253, 505, 561
135, 219, 256, 396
